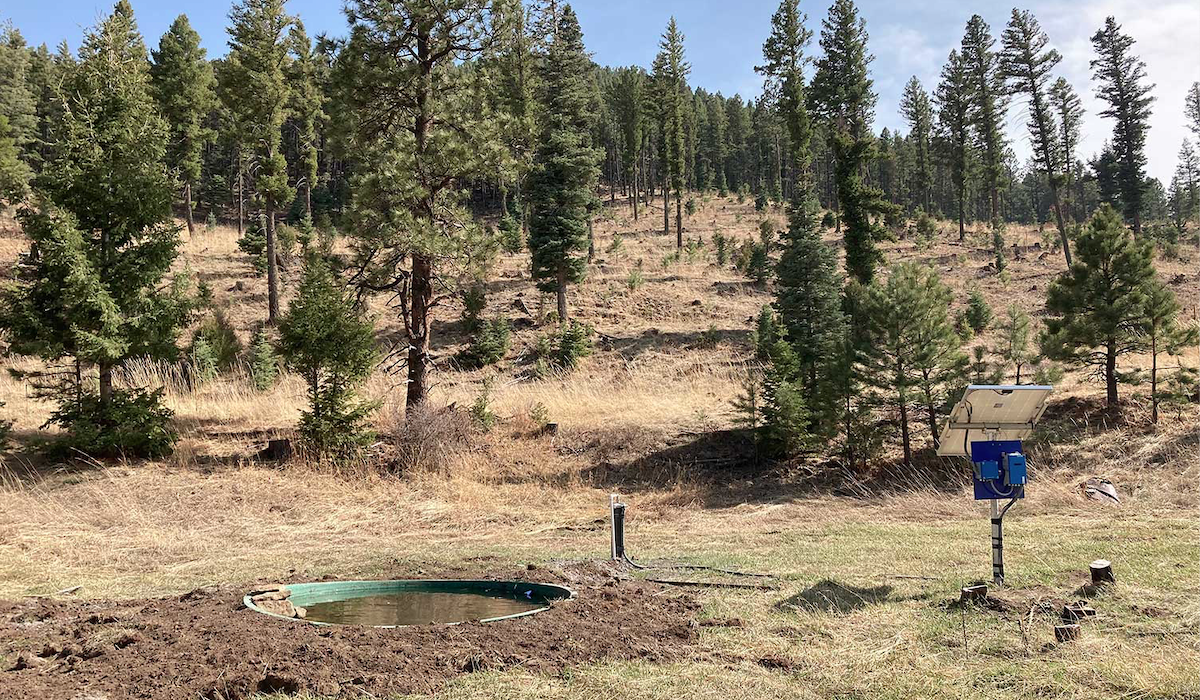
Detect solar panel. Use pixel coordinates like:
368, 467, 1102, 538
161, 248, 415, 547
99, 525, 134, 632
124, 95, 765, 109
937, 385, 1053, 457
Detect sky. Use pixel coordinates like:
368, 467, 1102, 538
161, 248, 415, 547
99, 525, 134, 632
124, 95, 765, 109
3, 0, 1198, 183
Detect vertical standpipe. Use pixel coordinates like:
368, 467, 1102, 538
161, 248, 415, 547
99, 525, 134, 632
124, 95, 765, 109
610, 494, 626, 560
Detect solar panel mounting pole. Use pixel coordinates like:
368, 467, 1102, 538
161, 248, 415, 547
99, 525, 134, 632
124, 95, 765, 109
990, 499, 1004, 585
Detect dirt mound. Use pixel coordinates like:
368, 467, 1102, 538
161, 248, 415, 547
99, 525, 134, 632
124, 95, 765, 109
0, 563, 699, 699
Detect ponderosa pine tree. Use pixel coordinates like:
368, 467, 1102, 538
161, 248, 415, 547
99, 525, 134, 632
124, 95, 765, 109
1090, 17, 1154, 235
150, 15, 215, 236
1001, 9, 1072, 266
527, 5, 599, 325
0, 1, 190, 456
1186, 82, 1200, 140
995, 304, 1034, 383
862, 263, 962, 466
900, 76, 933, 214
1042, 204, 1154, 406
935, 49, 973, 241
1139, 277, 1197, 424
1172, 141, 1199, 225
489, 0, 539, 231
961, 14, 1009, 271
287, 19, 325, 221
1050, 77, 1085, 223
655, 18, 689, 249
335, 0, 492, 407
224, 0, 294, 323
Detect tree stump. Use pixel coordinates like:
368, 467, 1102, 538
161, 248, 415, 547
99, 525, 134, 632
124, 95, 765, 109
1062, 601, 1096, 622
1090, 559, 1115, 585
1054, 624, 1081, 643
960, 584, 988, 603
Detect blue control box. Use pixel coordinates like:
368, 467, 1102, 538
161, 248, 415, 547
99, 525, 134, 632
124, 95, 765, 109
971, 440, 1026, 500
1004, 453, 1027, 486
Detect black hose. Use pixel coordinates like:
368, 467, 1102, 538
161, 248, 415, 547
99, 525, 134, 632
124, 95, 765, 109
622, 555, 775, 579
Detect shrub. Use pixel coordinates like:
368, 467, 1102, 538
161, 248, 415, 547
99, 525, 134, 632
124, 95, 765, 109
0, 402, 12, 448
189, 335, 220, 385
737, 184, 749, 204
248, 327, 278, 391
237, 220, 267, 273
205, 211, 217, 232
821, 211, 837, 229
698, 324, 720, 349
387, 402, 474, 473
758, 219, 774, 249
912, 209, 936, 248
533, 321, 594, 374
684, 238, 702, 263
499, 214, 522, 253
461, 283, 487, 332
529, 402, 550, 429
459, 318, 510, 369
607, 234, 624, 259
626, 267, 644, 292
965, 288, 992, 333
276, 223, 299, 263
46, 389, 176, 459
713, 231, 729, 266
754, 192, 768, 211
192, 308, 242, 371
748, 243, 770, 285
469, 379, 498, 432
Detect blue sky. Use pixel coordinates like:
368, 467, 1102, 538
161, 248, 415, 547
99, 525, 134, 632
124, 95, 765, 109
4, 0, 1197, 182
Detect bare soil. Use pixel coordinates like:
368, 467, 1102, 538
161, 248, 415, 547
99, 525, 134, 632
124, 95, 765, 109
0, 561, 700, 699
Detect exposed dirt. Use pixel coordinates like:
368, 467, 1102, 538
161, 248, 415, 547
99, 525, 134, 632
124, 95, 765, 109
0, 561, 700, 699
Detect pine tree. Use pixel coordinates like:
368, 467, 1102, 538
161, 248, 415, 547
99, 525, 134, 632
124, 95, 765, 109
0, 1, 190, 456
0, 23, 37, 165
278, 257, 378, 456
248, 326, 278, 391
489, 0, 538, 231
1050, 77, 1085, 223
758, 0, 843, 435
862, 263, 962, 466
150, 15, 215, 236
335, 0, 493, 407
1140, 277, 1198, 424
224, 0, 294, 323
1001, 9, 1073, 267
287, 20, 325, 220
527, 6, 599, 325
1042, 204, 1154, 406
935, 49, 974, 242
655, 18, 689, 249
0, 115, 30, 205
1186, 82, 1200, 141
995, 304, 1034, 383
611, 67, 645, 220
1090, 16, 1154, 235
961, 15, 1009, 271
1172, 141, 1200, 225
900, 76, 933, 214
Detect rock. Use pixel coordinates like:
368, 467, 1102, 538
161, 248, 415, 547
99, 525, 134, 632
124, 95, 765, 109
11, 653, 48, 671
250, 587, 292, 602
293, 606, 307, 619
254, 599, 297, 618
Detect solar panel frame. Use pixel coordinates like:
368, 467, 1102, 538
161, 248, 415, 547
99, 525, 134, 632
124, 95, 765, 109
936, 385, 1053, 457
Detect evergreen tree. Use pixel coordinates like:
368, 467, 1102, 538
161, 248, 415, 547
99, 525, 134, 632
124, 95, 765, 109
1140, 277, 1197, 424
611, 67, 645, 220
0, 115, 30, 205
335, 0, 493, 407
0, 24, 37, 165
961, 15, 1009, 271
1001, 9, 1073, 266
287, 19, 325, 220
248, 326, 278, 390
150, 15, 215, 236
1171, 140, 1199, 225
1042, 204, 1154, 406
0, 1, 190, 456
527, 6, 599, 325
224, 0, 294, 323
995, 304, 1034, 383
1186, 82, 1200, 141
900, 76, 933, 213
489, 0, 538, 231
935, 49, 973, 241
1090, 16, 1154, 235
655, 18, 689, 249
862, 263, 962, 466
1050, 77, 1085, 223
278, 257, 379, 456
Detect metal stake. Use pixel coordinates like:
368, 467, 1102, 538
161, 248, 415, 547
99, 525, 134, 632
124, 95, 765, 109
990, 498, 1004, 585
610, 494, 626, 560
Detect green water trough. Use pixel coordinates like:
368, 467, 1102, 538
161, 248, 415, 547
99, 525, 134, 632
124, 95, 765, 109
244, 580, 575, 628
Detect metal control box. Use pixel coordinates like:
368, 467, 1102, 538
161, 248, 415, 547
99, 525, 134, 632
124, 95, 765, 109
1004, 453, 1027, 486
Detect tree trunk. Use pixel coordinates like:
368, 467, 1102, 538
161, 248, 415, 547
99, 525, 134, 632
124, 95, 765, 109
265, 198, 279, 324
587, 217, 595, 262
237, 163, 245, 236
1105, 339, 1118, 406
957, 176, 966, 242
1048, 183, 1072, 266
899, 381, 912, 468
675, 188, 683, 249
556, 267, 568, 326
632, 164, 639, 221
1151, 335, 1159, 424
99, 362, 113, 408
183, 181, 195, 235
662, 185, 669, 235
406, 253, 433, 407
305, 181, 313, 220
